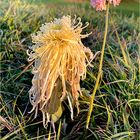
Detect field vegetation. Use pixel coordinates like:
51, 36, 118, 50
0, 0, 140, 139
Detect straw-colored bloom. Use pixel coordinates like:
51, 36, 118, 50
90, 0, 121, 11
27, 15, 93, 126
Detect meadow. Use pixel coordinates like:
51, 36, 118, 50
0, 0, 140, 139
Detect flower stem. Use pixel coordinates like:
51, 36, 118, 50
86, 3, 109, 129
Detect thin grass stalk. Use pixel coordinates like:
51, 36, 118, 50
86, 3, 109, 129
114, 25, 129, 66
56, 120, 62, 140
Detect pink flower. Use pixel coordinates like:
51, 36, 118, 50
91, 0, 106, 11
91, 0, 121, 11
109, 0, 121, 6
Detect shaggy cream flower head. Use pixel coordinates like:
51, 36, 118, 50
27, 15, 93, 127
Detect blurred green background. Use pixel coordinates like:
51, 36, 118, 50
25, 0, 140, 16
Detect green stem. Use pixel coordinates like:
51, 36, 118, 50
86, 3, 109, 129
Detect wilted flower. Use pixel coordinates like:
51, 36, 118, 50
27, 15, 93, 126
90, 0, 121, 11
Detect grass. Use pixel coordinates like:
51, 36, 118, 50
0, 0, 140, 139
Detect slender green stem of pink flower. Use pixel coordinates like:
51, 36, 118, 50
86, 3, 109, 129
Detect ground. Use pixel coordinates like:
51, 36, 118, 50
0, 0, 140, 140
